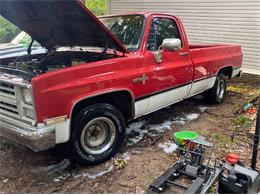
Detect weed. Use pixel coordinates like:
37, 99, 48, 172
208, 186, 217, 194
207, 118, 214, 124
233, 116, 252, 127
212, 133, 231, 143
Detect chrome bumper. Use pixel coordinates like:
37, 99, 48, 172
0, 116, 55, 151
232, 68, 243, 78
237, 70, 243, 77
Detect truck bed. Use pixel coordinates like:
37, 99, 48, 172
189, 44, 243, 80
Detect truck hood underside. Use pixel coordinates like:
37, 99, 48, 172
0, 0, 128, 53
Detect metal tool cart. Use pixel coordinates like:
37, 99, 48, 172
147, 136, 222, 194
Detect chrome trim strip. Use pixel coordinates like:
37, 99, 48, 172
0, 78, 30, 88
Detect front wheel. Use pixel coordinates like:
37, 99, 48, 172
204, 73, 227, 104
64, 103, 126, 165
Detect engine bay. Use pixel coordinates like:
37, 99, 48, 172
0, 50, 118, 81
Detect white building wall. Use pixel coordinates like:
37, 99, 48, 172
108, 0, 260, 75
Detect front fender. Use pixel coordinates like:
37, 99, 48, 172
68, 88, 135, 119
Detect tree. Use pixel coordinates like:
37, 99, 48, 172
83, 0, 107, 16
0, 0, 108, 43
0, 16, 20, 43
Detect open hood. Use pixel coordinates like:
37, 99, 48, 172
0, 0, 128, 53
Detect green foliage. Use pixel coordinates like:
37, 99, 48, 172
212, 133, 231, 143
0, 1, 108, 43
0, 16, 20, 43
20, 35, 32, 47
83, 0, 107, 16
233, 115, 252, 127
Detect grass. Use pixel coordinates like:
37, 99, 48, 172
227, 82, 257, 96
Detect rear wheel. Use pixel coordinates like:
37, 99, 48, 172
204, 73, 227, 104
64, 103, 126, 165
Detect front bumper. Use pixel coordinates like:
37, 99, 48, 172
0, 116, 55, 151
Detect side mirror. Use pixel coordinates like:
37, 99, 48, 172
162, 38, 182, 51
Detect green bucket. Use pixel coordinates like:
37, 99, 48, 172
173, 131, 199, 147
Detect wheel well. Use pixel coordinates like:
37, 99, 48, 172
218, 66, 233, 79
71, 91, 134, 121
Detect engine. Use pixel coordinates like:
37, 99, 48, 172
8, 58, 46, 75
0, 50, 117, 81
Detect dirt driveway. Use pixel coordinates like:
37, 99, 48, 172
0, 74, 259, 193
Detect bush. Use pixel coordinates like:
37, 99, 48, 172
0, 16, 20, 43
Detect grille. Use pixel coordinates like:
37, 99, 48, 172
0, 82, 19, 117
0, 82, 15, 98
0, 101, 18, 115
0, 76, 35, 126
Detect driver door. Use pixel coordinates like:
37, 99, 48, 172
145, 16, 193, 112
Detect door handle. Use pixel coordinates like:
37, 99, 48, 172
179, 52, 189, 56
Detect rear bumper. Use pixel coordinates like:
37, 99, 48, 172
0, 116, 55, 151
232, 68, 243, 78
236, 70, 243, 77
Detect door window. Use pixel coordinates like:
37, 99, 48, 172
147, 17, 181, 51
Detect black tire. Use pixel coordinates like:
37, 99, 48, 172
63, 103, 126, 165
204, 73, 227, 104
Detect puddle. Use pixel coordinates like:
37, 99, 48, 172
185, 113, 200, 122
31, 159, 71, 176
198, 106, 209, 113
158, 141, 178, 154
74, 165, 114, 180
126, 111, 201, 145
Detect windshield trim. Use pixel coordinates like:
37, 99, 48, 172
99, 14, 146, 52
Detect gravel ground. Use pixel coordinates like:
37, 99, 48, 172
0, 74, 259, 193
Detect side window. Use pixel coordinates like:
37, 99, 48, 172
147, 21, 156, 51
147, 17, 181, 51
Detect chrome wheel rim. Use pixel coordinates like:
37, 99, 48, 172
80, 117, 116, 155
217, 80, 225, 100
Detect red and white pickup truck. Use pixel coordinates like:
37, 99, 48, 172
0, 0, 242, 165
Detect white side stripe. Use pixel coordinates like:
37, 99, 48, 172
134, 76, 216, 118
188, 77, 216, 97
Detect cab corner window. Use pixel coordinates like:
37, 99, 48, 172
147, 17, 181, 51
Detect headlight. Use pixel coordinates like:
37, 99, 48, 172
22, 88, 33, 105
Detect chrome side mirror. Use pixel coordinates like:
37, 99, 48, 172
162, 38, 182, 51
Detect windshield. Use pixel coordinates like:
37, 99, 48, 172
12, 32, 40, 47
99, 15, 145, 51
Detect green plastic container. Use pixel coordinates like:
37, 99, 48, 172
173, 131, 198, 147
